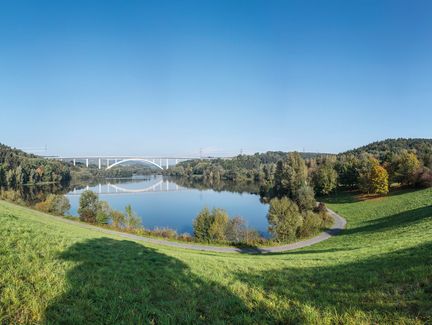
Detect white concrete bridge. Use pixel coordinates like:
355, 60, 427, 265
47, 155, 231, 170
67, 178, 184, 195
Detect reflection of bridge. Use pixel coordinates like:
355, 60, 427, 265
46, 155, 232, 170
67, 179, 185, 195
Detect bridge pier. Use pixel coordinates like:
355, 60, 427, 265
49, 155, 230, 171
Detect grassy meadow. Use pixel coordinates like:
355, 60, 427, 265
0, 188, 431, 324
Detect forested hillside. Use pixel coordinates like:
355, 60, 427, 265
167, 151, 330, 182
0, 143, 70, 186
343, 138, 432, 166
168, 138, 432, 197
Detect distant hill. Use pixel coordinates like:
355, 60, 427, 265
342, 138, 432, 165
0, 143, 38, 161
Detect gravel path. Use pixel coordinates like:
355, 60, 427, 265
53, 208, 346, 254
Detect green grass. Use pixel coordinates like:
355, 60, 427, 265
1, 188, 432, 324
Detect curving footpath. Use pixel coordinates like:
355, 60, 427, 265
54, 208, 346, 254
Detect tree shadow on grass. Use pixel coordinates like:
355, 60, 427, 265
321, 191, 363, 204
268, 247, 359, 256
234, 241, 432, 323
43, 237, 249, 324
341, 205, 432, 236
322, 188, 427, 205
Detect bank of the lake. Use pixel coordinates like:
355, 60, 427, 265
1, 187, 431, 323
66, 175, 270, 235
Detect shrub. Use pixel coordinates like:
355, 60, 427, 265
193, 207, 213, 240
152, 227, 178, 239
298, 211, 323, 238
267, 197, 303, 242
178, 232, 193, 242
78, 190, 99, 223
35, 194, 70, 216
111, 210, 125, 228
124, 204, 141, 229
414, 167, 432, 188
0, 189, 24, 205
96, 200, 111, 224
208, 208, 229, 241
244, 229, 265, 245
225, 216, 247, 243
193, 208, 256, 243
314, 202, 327, 213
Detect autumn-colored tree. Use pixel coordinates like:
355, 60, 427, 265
35, 194, 71, 216
358, 156, 389, 194
369, 164, 389, 194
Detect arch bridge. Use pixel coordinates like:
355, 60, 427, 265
47, 155, 232, 170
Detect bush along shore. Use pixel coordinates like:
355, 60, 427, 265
0, 185, 333, 248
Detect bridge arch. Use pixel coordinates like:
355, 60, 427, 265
107, 179, 164, 193
106, 158, 164, 170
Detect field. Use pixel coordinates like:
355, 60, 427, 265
0, 188, 431, 324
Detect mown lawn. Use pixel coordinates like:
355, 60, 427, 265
0, 188, 431, 324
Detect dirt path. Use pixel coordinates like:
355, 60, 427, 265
53, 208, 346, 254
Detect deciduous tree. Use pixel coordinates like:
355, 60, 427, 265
78, 190, 99, 223
267, 197, 303, 241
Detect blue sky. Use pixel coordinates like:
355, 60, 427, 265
1, 0, 431, 156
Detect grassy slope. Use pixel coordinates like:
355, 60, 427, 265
0, 189, 431, 324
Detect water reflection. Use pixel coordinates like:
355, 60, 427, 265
68, 176, 182, 195
66, 175, 269, 235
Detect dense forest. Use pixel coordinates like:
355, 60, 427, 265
343, 138, 432, 166
167, 138, 432, 196
0, 143, 71, 187
166, 151, 331, 182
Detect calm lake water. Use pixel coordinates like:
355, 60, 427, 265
66, 175, 269, 235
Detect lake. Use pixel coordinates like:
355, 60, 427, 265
66, 175, 270, 235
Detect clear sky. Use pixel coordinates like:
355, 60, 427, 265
1, 0, 431, 156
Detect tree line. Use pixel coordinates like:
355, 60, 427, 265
172, 138, 432, 243
168, 138, 432, 196
166, 151, 324, 183
0, 143, 71, 187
